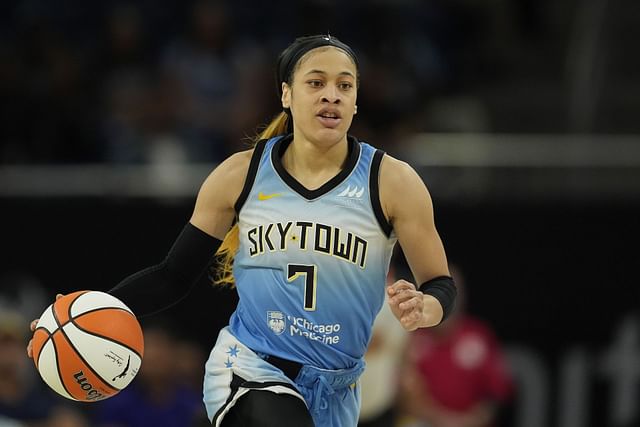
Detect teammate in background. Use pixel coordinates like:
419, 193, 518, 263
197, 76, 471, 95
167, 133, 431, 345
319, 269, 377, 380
398, 266, 512, 427
28, 34, 457, 427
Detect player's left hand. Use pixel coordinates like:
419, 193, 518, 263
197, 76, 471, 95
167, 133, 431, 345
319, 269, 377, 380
387, 280, 441, 331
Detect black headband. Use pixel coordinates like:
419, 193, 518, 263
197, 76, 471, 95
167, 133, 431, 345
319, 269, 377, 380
276, 34, 359, 96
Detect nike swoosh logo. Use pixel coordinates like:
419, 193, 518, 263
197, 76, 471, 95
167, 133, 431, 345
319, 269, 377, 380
258, 192, 282, 201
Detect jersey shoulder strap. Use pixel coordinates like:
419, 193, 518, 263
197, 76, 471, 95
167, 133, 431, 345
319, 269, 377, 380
368, 148, 392, 237
233, 138, 270, 214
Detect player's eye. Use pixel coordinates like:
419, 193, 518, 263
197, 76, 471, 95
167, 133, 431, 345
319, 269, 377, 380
307, 80, 324, 88
338, 82, 354, 91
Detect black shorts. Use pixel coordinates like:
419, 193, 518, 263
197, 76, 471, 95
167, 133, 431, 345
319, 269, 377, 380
220, 389, 314, 427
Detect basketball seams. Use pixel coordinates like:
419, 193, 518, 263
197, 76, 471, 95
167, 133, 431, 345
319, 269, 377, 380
49, 332, 78, 400
57, 323, 120, 393
33, 327, 51, 369
69, 291, 133, 318
51, 299, 62, 328
72, 306, 133, 319
70, 312, 143, 361
52, 291, 87, 328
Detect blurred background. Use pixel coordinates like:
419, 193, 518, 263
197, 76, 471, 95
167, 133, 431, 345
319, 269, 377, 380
1, 0, 639, 426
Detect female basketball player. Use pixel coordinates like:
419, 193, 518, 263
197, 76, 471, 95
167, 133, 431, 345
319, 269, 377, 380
28, 35, 456, 427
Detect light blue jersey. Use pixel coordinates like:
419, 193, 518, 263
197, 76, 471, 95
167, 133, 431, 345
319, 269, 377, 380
229, 134, 397, 370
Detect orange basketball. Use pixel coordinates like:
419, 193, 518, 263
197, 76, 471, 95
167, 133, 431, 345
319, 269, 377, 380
31, 291, 144, 402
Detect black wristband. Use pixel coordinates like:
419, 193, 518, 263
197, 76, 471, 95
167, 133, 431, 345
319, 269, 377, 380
108, 222, 222, 317
419, 276, 457, 324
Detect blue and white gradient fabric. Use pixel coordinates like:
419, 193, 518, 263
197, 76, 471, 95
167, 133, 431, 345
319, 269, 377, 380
231, 135, 397, 368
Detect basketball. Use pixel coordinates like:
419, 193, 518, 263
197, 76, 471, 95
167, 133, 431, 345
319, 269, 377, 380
31, 291, 144, 402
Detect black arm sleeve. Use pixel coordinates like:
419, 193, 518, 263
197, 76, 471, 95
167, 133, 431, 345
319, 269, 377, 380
108, 223, 223, 318
419, 276, 457, 324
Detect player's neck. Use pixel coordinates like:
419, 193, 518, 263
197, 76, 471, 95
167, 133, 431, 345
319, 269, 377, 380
283, 134, 349, 189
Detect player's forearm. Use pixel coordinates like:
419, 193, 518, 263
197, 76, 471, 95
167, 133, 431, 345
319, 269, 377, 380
418, 275, 457, 327
420, 294, 444, 327
109, 223, 221, 317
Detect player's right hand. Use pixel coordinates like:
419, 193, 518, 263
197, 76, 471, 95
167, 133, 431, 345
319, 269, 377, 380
26, 294, 64, 359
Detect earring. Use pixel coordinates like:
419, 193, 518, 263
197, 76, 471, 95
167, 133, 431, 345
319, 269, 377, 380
354, 105, 358, 114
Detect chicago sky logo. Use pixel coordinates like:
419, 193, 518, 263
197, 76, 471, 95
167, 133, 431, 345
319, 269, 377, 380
337, 185, 365, 198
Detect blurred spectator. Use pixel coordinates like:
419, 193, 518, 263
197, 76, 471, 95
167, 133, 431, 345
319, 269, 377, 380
358, 265, 409, 427
398, 266, 513, 427
0, 273, 49, 322
160, 0, 241, 163
173, 340, 207, 393
0, 307, 49, 425
97, 3, 167, 164
1, 6, 100, 164
94, 319, 206, 427
3, 0, 632, 166
0, 304, 88, 427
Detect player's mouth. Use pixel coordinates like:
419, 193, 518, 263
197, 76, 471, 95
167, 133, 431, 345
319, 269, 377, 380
316, 108, 342, 128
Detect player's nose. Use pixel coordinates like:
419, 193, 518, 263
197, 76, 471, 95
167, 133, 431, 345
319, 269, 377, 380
321, 84, 341, 104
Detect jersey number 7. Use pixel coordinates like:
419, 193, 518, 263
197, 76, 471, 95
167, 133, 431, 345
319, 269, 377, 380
287, 264, 318, 311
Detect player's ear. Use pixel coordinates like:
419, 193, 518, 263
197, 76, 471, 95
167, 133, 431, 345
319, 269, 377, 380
281, 83, 291, 109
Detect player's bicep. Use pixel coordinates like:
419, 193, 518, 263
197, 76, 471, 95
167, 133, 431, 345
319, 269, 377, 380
190, 151, 251, 240
381, 157, 449, 283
